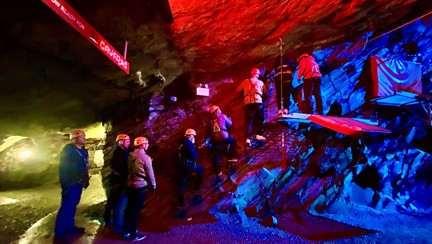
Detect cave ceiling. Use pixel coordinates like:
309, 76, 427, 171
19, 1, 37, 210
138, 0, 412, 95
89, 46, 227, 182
0, 0, 429, 136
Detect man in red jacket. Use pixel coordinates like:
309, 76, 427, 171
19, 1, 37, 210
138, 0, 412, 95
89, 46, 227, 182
297, 53, 323, 115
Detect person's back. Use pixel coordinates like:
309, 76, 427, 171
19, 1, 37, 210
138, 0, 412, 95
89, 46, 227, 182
297, 53, 323, 115
274, 55, 294, 83
236, 68, 267, 144
273, 55, 296, 114
298, 54, 321, 79
210, 111, 232, 143
127, 148, 155, 188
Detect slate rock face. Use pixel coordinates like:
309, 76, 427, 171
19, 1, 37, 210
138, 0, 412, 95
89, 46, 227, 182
0, 0, 429, 134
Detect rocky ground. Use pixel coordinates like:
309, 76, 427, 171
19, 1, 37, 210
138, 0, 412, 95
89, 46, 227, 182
1, 174, 432, 244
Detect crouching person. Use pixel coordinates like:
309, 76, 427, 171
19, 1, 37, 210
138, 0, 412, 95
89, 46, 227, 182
208, 105, 238, 178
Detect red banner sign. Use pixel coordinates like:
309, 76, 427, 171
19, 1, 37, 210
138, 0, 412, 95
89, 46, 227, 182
41, 0, 130, 74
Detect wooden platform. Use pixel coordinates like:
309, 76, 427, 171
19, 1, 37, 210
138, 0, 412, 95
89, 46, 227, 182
309, 115, 392, 136
277, 113, 391, 136
277, 112, 312, 123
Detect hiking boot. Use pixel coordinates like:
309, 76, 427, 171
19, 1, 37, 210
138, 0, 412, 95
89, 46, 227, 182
227, 158, 238, 163
255, 135, 266, 141
278, 110, 283, 116
129, 233, 146, 242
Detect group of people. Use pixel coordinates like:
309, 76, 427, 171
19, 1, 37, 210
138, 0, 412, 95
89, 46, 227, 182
178, 105, 239, 211
53, 52, 323, 242
54, 123, 236, 242
236, 52, 324, 145
54, 130, 155, 242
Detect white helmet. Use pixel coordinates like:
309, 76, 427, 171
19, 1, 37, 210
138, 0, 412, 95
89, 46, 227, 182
184, 128, 196, 136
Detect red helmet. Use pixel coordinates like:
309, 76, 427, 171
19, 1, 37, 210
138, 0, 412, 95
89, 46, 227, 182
251, 68, 260, 76
116, 134, 130, 142
210, 105, 220, 113
69, 129, 85, 140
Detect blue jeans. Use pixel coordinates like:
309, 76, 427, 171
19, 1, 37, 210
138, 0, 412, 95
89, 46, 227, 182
245, 103, 264, 138
124, 186, 147, 237
178, 161, 204, 207
55, 184, 83, 237
104, 186, 127, 233
211, 137, 237, 174
303, 77, 323, 115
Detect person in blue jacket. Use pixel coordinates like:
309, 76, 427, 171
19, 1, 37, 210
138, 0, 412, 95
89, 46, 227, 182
178, 129, 204, 208
54, 129, 90, 240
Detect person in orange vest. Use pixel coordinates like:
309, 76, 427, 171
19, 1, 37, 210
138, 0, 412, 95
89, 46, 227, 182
236, 68, 267, 146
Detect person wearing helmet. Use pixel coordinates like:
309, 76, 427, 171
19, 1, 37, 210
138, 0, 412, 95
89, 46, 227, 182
104, 134, 131, 233
54, 130, 89, 240
123, 136, 156, 241
236, 67, 267, 146
208, 105, 238, 177
272, 55, 296, 116
178, 128, 204, 209
297, 52, 323, 115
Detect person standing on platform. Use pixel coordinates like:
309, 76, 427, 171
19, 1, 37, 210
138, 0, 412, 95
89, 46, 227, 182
123, 136, 156, 242
236, 68, 267, 146
104, 134, 130, 234
54, 129, 89, 241
297, 53, 323, 115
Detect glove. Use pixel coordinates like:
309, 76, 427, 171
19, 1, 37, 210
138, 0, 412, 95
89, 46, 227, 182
151, 185, 156, 192
83, 174, 90, 189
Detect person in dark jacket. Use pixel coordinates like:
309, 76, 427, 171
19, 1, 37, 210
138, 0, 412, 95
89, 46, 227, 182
54, 129, 89, 240
272, 55, 296, 115
104, 134, 130, 233
178, 129, 204, 208
208, 105, 237, 177
123, 136, 156, 242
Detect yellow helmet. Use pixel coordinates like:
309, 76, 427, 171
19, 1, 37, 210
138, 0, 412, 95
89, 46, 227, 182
134, 137, 148, 146
184, 128, 196, 136
70, 129, 85, 140
116, 134, 130, 141
210, 105, 220, 113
